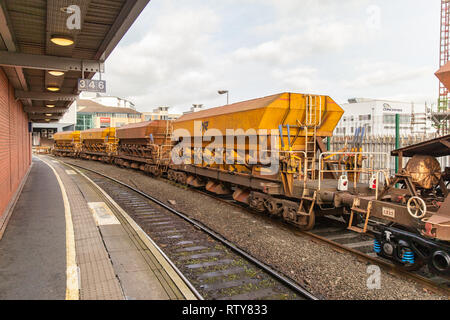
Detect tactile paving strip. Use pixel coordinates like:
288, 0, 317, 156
51, 162, 124, 300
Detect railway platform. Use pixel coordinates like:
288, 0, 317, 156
0, 156, 197, 300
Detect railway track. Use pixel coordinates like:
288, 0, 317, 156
192, 188, 450, 296
191, 190, 450, 296
58, 158, 450, 298
63, 161, 318, 301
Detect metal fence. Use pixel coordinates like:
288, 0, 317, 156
329, 134, 450, 179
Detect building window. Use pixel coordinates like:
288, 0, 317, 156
383, 114, 395, 124
76, 114, 93, 131
383, 114, 411, 124
359, 114, 372, 121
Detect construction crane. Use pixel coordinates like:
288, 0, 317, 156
435, 0, 450, 135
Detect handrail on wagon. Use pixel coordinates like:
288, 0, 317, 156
318, 151, 390, 191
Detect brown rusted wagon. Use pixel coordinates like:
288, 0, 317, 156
114, 120, 173, 176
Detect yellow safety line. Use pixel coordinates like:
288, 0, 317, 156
40, 157, 79, 300
70, 165, 199, 300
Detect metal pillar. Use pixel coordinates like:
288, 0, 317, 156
395, 114, 400, 174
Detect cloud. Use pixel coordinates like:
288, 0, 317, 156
105, 2, 225, 112
342, 61, 434, 88
103, 0, 440, 114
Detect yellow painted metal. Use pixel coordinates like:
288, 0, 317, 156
80, 128, 118, 154
173, 93, 343, 175
80, 127, 117, 144
174, 92, 343, 151
53, 131, 81, 143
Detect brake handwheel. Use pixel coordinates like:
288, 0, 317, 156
407, 196, 427, 219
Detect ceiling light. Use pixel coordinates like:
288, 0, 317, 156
45, 119, 51, 122
47, 86, 60, 92
46, 104, 56, 108
48, 70, 65, 76
50, 35, 74, 46
46, 114, 52, 117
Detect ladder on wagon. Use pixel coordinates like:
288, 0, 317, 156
303, 95, 322, 180
278, 95, 323, 180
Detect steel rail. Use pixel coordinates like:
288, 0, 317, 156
64, 162, 319, 301
59, 158, 449, 297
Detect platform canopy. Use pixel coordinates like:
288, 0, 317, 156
0, 0, 150, 123
391, 134, 450, 158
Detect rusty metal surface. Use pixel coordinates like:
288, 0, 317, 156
404, 155, 442, 189
116, 120, 172, 142
436, 61, 450, 91
392, 134, 450, 158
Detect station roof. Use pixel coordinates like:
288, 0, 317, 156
391, 134, 450, 158
0, 0, 150, 123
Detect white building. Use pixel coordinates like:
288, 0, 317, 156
32, 101, 77, 146
92, 95, 135, 110
183, 104, 205, 115
142, 106, 181, 121
79, 92, 136, 110
334, 98, 434, 137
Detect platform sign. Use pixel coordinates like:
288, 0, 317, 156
78, 79, 106, 93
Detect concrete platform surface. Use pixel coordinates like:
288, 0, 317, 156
0, 156, 191, 300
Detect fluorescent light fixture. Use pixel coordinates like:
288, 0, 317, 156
46, 104, 56, 108
50, 35, 74, 46
47, 86, 60, 92
48, 70, 65, 76
46, 114, 52, 116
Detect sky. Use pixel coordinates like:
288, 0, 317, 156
103, 0, 442, 114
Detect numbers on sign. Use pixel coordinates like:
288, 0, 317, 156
78, 79, 106, 93
79, 79, 86, 89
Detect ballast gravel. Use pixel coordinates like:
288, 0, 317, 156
59, 158, 447, 300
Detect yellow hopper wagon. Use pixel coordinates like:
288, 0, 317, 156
80, 127, 118, 163
52, 131, 81, 157
169, 92, 379, 230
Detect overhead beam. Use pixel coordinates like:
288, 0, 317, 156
0, 51, 105, 73
0, 1, 30, 96
0, 1, 16, 51
15, 90, 78, 101
28, 115, 62, 121
24, 106, 68, 113
440, 139, 450, 149
95, 0, 151, 60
